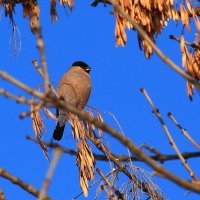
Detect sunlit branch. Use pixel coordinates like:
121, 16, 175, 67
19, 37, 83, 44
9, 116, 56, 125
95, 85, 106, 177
32, 59, 58, 97
38, 148, 62, 200
0, 88, 38, 105
35, 28, 49, 94
0, 168, 51, 200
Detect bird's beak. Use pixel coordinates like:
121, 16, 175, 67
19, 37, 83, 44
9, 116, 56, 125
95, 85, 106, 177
85, 67, 91, 73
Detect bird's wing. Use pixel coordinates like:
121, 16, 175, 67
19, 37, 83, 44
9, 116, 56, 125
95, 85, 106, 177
56, 96, 64, 117
57, 82, 80, 127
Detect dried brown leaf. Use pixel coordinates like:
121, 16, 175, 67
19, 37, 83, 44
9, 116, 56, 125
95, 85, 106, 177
185, 0, 193, 14
180, 4, 190, 32
22, 1, 40, 34
180, 35, 187, 67
187, 82, 193, 100
50, 0, 59, 23
43, 107, 57, 120
30, 105, 49, 161
97, 112, 104, 136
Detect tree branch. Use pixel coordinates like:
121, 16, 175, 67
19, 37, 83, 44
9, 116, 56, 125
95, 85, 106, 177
27, 135, 200, 162
0, 88, 38, 106
1, 71, 200, 193
169, 35, 200, 50
38, 148, 62, 200
0, 168, 51, 200
168, 112, 200, 151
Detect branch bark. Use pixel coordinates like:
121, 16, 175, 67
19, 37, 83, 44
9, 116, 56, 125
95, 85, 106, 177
0, 168, 51, 200
27, 135, 200, 162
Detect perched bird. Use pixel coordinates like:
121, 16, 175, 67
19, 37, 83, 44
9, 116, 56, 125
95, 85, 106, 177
53, 61, 91, 141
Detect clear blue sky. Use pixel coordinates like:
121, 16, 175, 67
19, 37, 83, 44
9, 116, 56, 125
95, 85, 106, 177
0, 1, 200, 199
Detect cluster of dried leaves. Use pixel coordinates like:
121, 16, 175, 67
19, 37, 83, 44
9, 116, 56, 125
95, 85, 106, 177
1, 0, 200, 63
30, 104, 50, 161
95, 164, 164, 200
0, 0, 73, 33
30, 101, 104, 197
69, 114, 96, 197
69, 110, 103, 196
114, 0, 179, 58
0, 0, 40, 33
179, 0, 200, 100
50, 0, 74, 23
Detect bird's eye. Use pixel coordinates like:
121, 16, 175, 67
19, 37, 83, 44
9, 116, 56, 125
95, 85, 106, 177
85, 67, 91, 73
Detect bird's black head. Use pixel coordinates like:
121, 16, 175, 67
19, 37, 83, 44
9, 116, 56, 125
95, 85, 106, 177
72, 61, 91, 73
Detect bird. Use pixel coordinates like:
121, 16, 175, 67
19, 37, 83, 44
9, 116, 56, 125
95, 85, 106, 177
53, 61, 91, 141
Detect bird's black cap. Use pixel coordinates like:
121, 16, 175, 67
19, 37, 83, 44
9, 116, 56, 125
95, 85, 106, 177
72, 61, 91, 73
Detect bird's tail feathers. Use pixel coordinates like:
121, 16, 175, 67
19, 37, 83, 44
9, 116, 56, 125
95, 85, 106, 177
53, 122, 65, 141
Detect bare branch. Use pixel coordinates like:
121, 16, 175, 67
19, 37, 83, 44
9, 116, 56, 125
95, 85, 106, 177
168, 112, 200, 151
35, 28, 49, 94
32, 60, 58, 97
0, 71, 46, 100
101, 185, 117, 199
0, 168, 51, 200
169, 35, 200, 50
0, 88, 38, 105
27, 135, 200, 163
141, 88, 199, 181
143, 144, 162, 157
38, 148, 62, 200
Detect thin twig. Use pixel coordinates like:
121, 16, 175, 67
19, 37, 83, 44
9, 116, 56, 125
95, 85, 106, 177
0, 168, 51, 200
35, 29, 49, 94
168, 112, 200, 151
106, 112, 133, 166
38, 148, 62, 200
97, 168, 126, 200
169, 35, 200, 50
0, 71, 47, 100
0, 88, 38, 105
101, 184, 117, 199
143, 144, 162, 157
141, 88, 199, 181
32, 59, 58, 97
